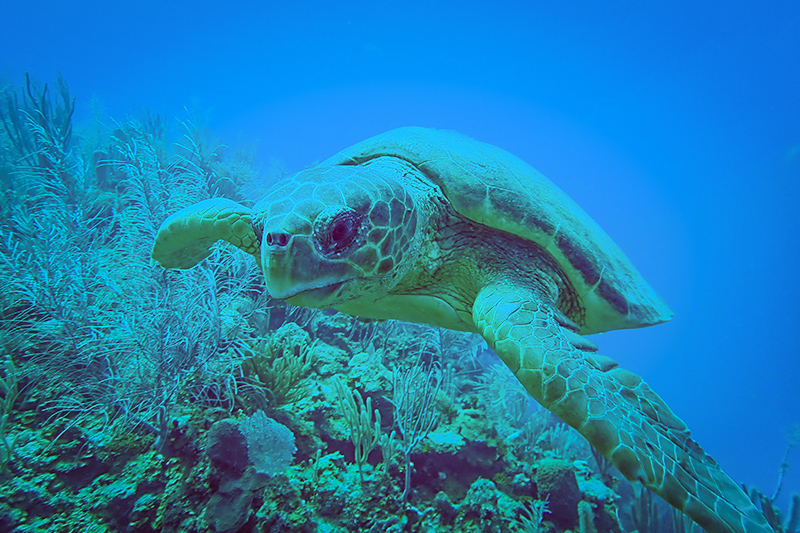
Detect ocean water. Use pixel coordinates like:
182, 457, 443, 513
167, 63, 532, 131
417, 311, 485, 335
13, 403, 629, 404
1, 1, 798, 532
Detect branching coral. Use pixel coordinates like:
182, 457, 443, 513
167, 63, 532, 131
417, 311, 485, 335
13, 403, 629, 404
510, 498, 549, 533
0, 75, 264, 453
333, 376, 381, 483
0, 72, 74, 170
0, 353, 21, 470
390, 354, 443, 502
240, 323, 316, 408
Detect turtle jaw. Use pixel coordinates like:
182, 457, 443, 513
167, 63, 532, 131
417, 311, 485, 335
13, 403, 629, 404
284, 281, 348, 307
261, 234, 358, 307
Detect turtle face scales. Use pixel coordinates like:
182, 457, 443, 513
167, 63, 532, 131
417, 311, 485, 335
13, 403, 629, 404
254, 162, 419, 309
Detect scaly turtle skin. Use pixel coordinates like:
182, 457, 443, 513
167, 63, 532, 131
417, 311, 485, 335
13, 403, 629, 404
152, 127, 772, 533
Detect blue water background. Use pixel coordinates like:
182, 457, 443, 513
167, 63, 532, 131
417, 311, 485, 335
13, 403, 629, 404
2, 0, 798, 506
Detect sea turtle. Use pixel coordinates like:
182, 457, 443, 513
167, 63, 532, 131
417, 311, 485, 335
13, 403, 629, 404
152, 127, 772, 532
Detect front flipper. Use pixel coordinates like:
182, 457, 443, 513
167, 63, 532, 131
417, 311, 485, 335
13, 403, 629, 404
472, 282, 772, 533
151, 198, 260, 269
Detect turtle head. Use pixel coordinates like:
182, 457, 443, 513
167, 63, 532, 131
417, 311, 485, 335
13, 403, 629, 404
254, 163, 419, 308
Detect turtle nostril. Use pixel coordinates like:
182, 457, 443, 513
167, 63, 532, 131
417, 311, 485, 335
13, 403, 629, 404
266, 231, 290, 248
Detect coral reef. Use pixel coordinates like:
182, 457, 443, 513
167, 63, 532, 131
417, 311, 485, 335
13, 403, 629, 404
0, 74, 794, 532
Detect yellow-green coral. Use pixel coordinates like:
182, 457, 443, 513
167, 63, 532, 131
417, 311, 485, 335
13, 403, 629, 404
240, 323, 316, 407
333, 377, 381, 483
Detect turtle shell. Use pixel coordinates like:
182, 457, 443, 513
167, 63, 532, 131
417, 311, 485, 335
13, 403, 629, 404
320, 126, 672, 335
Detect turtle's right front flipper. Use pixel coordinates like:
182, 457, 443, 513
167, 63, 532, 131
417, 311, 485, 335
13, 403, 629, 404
151, 198, 260, 269
472, 282, 773, 533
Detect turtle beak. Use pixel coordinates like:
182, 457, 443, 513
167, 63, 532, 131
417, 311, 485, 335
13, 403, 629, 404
261, 229, 356, 305
261, 229, 296, 300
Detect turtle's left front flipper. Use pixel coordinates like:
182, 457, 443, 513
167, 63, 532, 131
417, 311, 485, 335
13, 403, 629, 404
472, 282, 773, 533
152, 198, 260, 269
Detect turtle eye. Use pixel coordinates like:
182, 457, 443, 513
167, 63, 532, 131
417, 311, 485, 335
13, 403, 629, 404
316, 209, 364, 257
